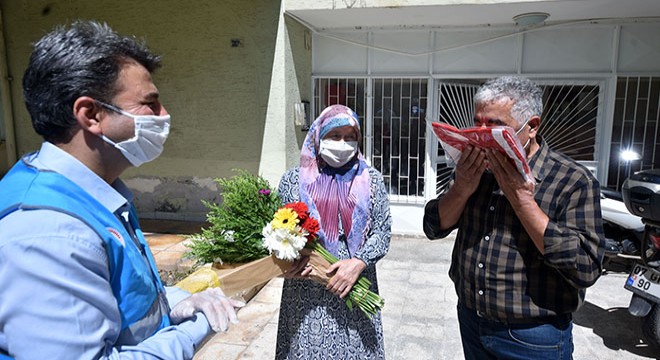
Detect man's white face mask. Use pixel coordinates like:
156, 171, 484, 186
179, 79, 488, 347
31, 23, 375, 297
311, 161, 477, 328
97, 101, 171, 167
319, 139, 358, 168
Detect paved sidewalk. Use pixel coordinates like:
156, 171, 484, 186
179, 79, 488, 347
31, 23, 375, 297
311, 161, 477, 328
146, 230, 660, 359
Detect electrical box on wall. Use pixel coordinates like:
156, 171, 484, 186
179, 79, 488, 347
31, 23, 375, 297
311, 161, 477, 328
294, 100, 311, 130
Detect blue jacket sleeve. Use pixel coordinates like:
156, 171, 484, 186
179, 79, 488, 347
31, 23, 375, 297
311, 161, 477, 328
0, 210, 210, 359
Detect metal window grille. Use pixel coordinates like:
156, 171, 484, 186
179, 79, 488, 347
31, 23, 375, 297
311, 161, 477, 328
372, 79, 427, 202
540, 83, 599, 162
608, 76, 660, 190
313, 78, 368, 121
434, 81, 481, 195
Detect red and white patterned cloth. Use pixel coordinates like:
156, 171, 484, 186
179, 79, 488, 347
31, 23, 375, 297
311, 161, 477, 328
432, 122, 533, 183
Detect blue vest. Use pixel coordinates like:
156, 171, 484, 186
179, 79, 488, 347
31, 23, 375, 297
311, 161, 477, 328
0, 159, 170, 350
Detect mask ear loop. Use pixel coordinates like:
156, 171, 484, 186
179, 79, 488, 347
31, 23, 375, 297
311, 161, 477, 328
521, 138, 530, 150
515, 119, 530, 135
515, 119, 531, 150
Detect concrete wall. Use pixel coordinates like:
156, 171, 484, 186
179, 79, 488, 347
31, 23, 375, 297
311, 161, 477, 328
0, 0, 288, 221
0, 140, 6, 177
258, 3, 313, 184
284, 14, 313, 168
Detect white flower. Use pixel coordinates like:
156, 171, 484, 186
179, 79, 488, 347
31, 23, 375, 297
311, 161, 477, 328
262, 223, 307, 261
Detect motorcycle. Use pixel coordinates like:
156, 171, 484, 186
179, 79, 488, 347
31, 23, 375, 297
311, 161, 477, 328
619, 169, 660, 349
600, 187, 644, 263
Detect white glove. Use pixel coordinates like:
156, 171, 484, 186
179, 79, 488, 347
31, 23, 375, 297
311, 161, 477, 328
169, 287, 245, 332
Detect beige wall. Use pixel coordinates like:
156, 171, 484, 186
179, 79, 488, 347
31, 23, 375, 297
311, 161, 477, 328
0, 0, 306, 221
0, 140, 6, 176
257, 6, 312, 195
282, 13, 313, 171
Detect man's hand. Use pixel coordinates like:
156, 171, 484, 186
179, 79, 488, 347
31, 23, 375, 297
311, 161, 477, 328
436, 145, 487, 230
170, 288, 245, 332
326, 258, 366, 299
485, 148, 534, 204
453, 145, 487, 198
486, 148, 548, 254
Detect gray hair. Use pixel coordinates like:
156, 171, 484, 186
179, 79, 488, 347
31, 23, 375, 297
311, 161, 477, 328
22, 20, 161, 143
473, 76, 543, 127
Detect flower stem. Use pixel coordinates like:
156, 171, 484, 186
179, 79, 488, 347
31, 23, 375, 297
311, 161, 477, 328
306, 240, 384, 318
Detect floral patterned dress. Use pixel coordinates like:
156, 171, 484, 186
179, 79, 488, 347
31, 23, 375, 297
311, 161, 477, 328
275, 166, 391, 359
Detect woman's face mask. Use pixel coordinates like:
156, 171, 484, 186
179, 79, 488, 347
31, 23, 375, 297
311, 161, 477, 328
97, 101, 171, 167
319, 139, 358, 168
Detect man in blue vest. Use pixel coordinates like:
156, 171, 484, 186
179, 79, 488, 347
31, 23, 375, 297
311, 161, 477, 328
0, 21, 243, 359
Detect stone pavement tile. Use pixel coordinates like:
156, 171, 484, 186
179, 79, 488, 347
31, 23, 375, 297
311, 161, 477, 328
154, 251, 189, 271
238, 322, 278, 359
193, 342, 245, 360
401, 286, 454, 323
145, 233, 187, 251
379, 280, 407, 310
391, 317, 463, 359
378, 236, 463, 360
165, 240, 194, 254
572, 271, 659, 360
376, 264, 412, 282
222, 301, 280, 346
194, 278, 282, 359
250, 277, 283, 304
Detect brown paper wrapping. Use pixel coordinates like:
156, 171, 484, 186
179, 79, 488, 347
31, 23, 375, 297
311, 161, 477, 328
216, 255, 291, 298
176, 252, 333, 302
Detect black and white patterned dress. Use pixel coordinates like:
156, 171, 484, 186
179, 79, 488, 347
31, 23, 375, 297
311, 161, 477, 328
275, 166, 392, 359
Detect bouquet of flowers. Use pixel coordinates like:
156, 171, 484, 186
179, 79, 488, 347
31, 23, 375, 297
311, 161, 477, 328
181, 170, 384, 318
262, 201, 385, 318
186, 169, 281, 265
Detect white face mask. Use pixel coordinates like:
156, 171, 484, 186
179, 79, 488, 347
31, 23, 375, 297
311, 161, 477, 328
98, 102, 171, 167
319, 139, 358, 168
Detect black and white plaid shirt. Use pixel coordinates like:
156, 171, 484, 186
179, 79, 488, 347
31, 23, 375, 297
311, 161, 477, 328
424, 138, 606, 323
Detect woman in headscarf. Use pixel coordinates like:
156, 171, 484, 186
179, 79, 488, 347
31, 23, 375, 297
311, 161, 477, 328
275, 104, 391, 359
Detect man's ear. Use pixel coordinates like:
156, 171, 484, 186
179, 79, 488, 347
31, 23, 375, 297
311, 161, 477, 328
73, 96, 104, 136
528, 116, 541, 135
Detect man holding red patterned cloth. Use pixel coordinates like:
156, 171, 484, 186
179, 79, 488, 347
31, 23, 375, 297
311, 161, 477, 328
423, 76, 606, 359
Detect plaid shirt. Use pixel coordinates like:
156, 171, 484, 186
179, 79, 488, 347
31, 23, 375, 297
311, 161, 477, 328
424, 138, 606, 323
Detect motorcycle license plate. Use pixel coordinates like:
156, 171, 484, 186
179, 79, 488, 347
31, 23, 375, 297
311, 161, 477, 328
625, 264, 660, 303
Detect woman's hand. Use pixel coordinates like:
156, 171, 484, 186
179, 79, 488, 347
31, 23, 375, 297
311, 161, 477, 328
283, 249, 313, 279
325, 258, 367, 298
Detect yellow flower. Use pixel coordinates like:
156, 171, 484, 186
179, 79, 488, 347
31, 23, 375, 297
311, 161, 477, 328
271, 208, 299, 231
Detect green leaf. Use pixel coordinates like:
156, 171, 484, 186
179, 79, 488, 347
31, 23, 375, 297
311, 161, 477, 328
186, 169, 282, 264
